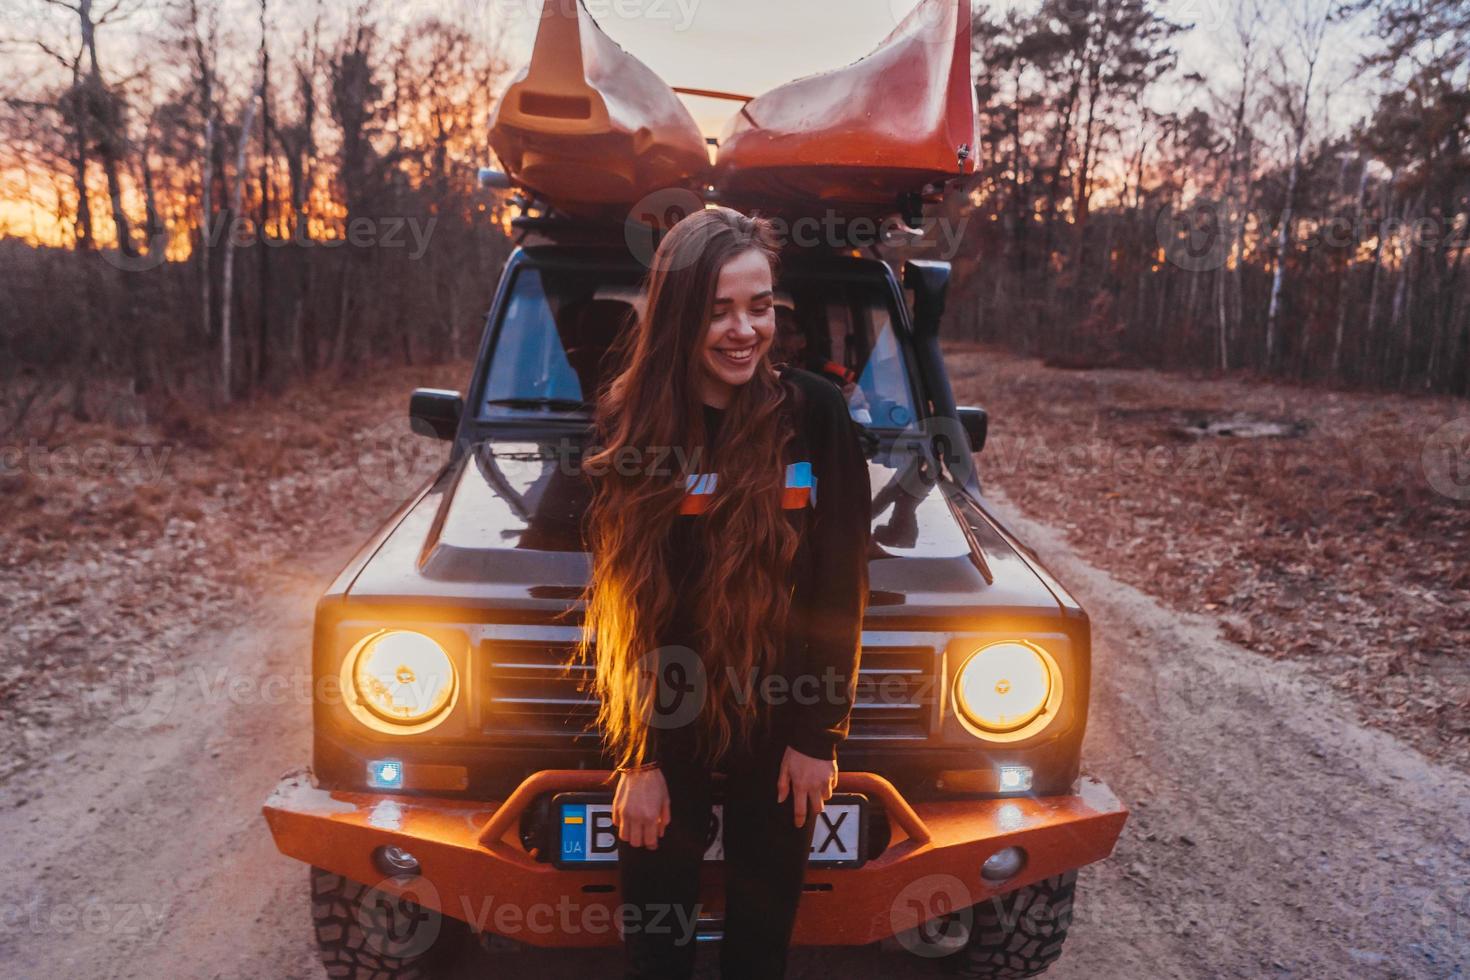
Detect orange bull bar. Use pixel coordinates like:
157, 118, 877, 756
263, 769, 1126, 947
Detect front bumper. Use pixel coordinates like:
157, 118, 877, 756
263, 768, 1126, 947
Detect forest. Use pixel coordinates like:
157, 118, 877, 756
946, 0, 1470, 394
0, 0, 1466, 435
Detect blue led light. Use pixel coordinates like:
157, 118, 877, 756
999, 766, 1033, 793
368, 759, 405, 789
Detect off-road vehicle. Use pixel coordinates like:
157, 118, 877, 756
263, 238, 1126, 978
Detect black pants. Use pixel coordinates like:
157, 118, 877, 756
617, 729, 816, 979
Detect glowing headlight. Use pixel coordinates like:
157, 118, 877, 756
955, 641, 1054, 735
350, 630, 456, 726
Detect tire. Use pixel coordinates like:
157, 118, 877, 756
948, 871, 1078, 979
309, 866, 468, 980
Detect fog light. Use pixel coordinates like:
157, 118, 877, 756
981, 846, 1027, 882
368, 759, 404, 789
999, 766, 1033, 792
374, 845, 421, 878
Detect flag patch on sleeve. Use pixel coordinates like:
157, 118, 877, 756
680, 462, 816, 514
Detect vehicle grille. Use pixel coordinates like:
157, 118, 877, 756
849, 647, 935, 739
479, 642, 935, 741
480, 641, 598, 738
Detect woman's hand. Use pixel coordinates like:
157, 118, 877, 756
612, 766, 671, 850
776, 746, 838, 828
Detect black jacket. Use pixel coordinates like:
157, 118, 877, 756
646, 366, 872, 765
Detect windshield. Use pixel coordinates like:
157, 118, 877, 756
477, 261, 920, 429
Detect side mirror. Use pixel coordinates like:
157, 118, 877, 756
902, 259, 952, 341
958, 406, 988, 453
409, 388, 463, 441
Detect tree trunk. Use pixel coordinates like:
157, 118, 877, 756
1331, 162, 1370, 380
201, 116, 214, 343
332, 263, 355, 373
1265, 152, 1302, 372
256, 0, 273, 389
1394, 190, 1427, 388
140, 132, 163, 253
1264, 28, 1321, 373
99, 131, 134, 258
220, 90, 261, 406
1430, 229, 1467, 390
75, 0, 136, 260
68, 50, 95, 252
1388, 212, 1412, 389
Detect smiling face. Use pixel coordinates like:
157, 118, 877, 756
696, 248, 776, 408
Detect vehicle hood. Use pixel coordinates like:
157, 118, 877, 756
344, 438, 1067, 623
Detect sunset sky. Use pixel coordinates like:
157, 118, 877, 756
0, 0, 1378, 246
2, 0, 1373, 143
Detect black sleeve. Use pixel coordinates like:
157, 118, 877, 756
643, 646, 696, 767
646, 698, 696, 767
645, 706, 666, 767
786, 380, 872, 762
646, 716, 673, 768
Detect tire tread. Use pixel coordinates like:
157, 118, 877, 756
308, 867, 464, 980
951, 871, 1078, 979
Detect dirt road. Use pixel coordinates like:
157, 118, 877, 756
2, 493, 1466, 979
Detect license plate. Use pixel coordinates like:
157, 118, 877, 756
551, 792, 868, 869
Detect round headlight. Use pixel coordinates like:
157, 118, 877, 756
351, 630, 456, 725
955, 641, 1053, 734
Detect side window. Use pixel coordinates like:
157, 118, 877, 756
780, 274, 919, 430
481, 269, 583, 416
858, 313, 914, 428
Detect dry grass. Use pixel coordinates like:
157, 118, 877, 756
948, 342, 1470, 767
0, 360, 473, 781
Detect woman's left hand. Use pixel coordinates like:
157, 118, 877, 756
776, 746, 838, 828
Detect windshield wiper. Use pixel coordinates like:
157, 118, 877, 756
484, 397, 589, 412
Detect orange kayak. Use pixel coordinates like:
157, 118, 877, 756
714, 0, 977, 218
488, 1, 709, 219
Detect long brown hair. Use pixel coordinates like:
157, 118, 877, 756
577, 207, 800, 769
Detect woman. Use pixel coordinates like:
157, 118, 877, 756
577, 206, 871, 979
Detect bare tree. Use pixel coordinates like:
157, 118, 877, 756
36, 0, 144, 257
219, 87, 260, 406
169, 0, 222, 342
1212, 0, 1267, 371
277, 1, 324, 373
255, 0, 273, 388
6, 12, 95, 249
1264, 0, 1334, 369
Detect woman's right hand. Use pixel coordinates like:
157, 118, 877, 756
612, 766, 671, 850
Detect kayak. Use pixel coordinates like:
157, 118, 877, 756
714, 0, 977, 218
487, 0, 709, 218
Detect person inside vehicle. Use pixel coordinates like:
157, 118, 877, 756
771, 306, 873, 424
